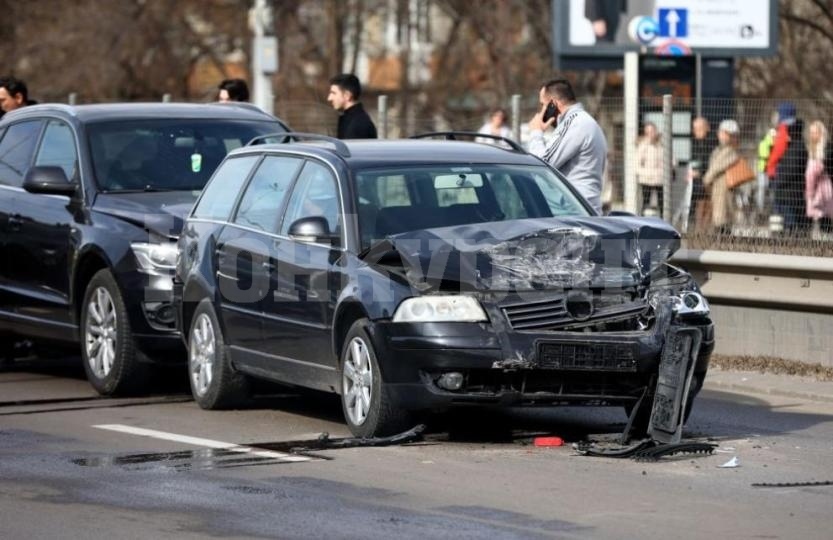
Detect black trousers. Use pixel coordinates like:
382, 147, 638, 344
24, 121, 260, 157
641, 185, 664, 214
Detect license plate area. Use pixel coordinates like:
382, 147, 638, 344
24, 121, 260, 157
537, 341, 638, 371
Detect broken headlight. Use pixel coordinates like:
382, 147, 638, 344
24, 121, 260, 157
647, 264, 710, 317
392, 296, 488, 323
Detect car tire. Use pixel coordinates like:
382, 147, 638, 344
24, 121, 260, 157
187, 299, 250, 409
81, 269, 148, 395
339, 319, 411, 438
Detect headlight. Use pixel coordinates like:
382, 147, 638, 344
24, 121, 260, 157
392, 296, 488, 323
131, 242, 178, 272
671, 291, 710, 317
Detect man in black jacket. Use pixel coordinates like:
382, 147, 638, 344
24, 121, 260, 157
327, 73, 377, 139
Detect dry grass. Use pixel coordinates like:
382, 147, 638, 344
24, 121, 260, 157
710, 354, 833, 381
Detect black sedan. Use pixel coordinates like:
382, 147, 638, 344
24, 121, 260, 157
175, 134, 714, 439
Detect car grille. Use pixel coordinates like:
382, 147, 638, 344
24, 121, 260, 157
538, 341, 637, 371
501, 293, 647, 332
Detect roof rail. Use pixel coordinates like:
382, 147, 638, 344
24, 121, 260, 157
409, 131, 526, 153
246, 132, 351, 158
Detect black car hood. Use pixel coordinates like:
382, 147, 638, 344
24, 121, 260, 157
93, 191, 199, 239
362, 216, 681, 291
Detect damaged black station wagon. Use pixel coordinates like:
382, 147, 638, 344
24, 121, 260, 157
175, 133, 714, 440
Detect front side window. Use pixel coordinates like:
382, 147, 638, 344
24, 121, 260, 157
88, 119, 285, 192
280, 161, 340, 237
0, 120, 44, 187
233, 156, 302, 233
35, 120, 78, 180
192, 155, 259, 221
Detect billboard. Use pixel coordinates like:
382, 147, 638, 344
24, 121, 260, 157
554, 0, 778, 66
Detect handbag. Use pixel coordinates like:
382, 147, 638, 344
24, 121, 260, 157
725, 157, 756, 189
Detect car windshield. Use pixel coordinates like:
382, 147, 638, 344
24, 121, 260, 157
355, 164, 590, 250
88, 119, 286, 192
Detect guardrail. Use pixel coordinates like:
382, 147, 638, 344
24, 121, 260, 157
671, 249, 833, 313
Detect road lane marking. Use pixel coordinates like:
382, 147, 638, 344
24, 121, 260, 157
93, 424, 312, 462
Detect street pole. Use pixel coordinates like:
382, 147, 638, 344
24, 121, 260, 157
249, 0, 277, 114
624, 52, 639, 214
511, 94, 522, 143
662, 94, 673, 222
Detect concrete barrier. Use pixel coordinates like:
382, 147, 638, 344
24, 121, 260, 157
671, 249, 833, 367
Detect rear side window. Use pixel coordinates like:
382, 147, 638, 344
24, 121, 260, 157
0, 120, 43, 187
233, 156, 302, 233
192, 155, 259, 221
35, 121, 78, 180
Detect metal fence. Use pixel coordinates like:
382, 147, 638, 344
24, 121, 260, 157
349, 95, 833, 257
65, 93, 833, 257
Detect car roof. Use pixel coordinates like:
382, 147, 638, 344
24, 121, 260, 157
0, 102, 281, 124
231, 139, 544, 168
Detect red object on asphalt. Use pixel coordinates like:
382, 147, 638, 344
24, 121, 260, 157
533, 436, 564, 447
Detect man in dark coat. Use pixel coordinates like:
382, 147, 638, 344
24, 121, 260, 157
327, 73, 377, 140
774, 118, 809, 232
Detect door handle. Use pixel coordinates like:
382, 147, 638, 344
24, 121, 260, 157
8, 215, 23, 232
261, 260, 276, 272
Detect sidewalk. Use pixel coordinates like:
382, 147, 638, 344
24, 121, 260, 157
705, 366, 833, 404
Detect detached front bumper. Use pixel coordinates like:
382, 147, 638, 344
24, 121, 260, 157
367, 302, 714, 412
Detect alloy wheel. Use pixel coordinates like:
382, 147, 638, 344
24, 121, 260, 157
342, 336, 373, 426
85, 286, 117, 379
189, 313, 216, 396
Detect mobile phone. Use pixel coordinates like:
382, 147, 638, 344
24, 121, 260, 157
543, 102, 558, 123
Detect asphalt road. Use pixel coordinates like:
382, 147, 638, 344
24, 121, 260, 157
2, 356, 832, 540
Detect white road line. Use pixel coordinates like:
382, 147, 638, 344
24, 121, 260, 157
93, 424, 312, 463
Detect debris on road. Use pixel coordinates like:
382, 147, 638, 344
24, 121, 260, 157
533, 436, 564, 447
751, 480, 833, 488
575, 439, 717, 462
718, 456, 740, 468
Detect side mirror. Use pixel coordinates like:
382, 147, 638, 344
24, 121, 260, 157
23, 166, 77, 196
607, 210, 636, 217
288, 216, 339, 245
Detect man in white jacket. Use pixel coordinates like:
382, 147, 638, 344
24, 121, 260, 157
527, 79, 608, 214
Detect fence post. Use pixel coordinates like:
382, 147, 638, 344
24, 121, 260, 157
662, 94, 673, 222
377, 95, 388, 139
624, 52, 639, 214
162, 93, 172, 103
68, 93, 77, 106
511, 94, 522, 143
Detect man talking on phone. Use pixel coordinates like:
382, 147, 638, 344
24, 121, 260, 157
528, 79, 608, 213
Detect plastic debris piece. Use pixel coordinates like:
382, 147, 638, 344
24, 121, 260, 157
534, 436, 564, 447
719, 456, 740, 468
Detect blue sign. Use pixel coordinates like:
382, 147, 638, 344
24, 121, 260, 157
658, 8, 688, 38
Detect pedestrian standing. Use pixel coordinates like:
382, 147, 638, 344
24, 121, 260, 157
476, 108, 513, 147
0, 76, 37, 113
805, 120, 833, 231
703, 120, 741, 234
773, 117, 809, 232
527, 78, 608, 213
635, 121, 664, 215
690, 117, 716, 231
217, 78, 250, 102
327, 73, 377, 140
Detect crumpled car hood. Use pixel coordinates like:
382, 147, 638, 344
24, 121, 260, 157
94, 191, 199, 239
363, 216, 680, 291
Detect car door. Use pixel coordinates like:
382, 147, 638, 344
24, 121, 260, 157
0, 119, 46, 327
189, 154, 261, 348
262, 159, 344, 380
218, 154, 302, 371
9, 119, 80, 328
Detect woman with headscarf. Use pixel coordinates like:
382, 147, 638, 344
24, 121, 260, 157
805, 120, 833, 229
703, 120, 741, 233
